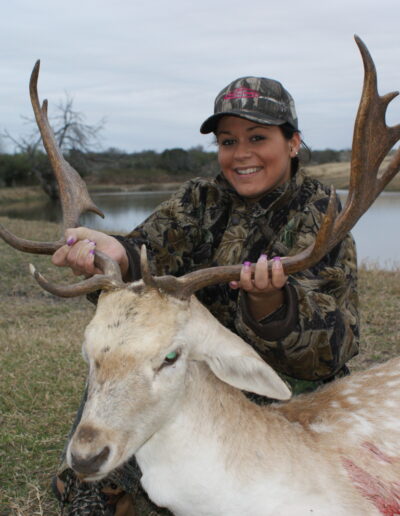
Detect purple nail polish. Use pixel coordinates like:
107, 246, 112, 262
89, 249, 96, 255
259, 254, 268, 262
243, 261, 251, 267
67, 237, 76, 246
272, 256, 282, 267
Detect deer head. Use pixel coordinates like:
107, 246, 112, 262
67, 285, 294, 479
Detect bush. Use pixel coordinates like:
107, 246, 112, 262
0, 153, 35, 187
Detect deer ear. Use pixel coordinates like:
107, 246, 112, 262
193, 328, 291, 401
188, 299, 291, 401
204, 348, 291, 401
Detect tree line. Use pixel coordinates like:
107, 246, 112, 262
0, 146, 352, 191
0, 94, 353, 198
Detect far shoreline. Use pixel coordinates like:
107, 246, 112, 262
1, 158, 400, 206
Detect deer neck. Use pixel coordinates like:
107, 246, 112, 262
135, 299, 319, 515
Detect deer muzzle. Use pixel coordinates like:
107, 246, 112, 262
70, 445, 110, 476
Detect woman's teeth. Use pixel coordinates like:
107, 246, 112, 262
235, 167, 260, 175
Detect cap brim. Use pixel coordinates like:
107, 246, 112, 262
200, 110, 287, 134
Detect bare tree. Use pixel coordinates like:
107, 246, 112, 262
3, 93, 105, 199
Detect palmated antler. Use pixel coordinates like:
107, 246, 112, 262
139, 36, 400, 300
0, 61, 125, 293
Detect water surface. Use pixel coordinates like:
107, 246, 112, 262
2, 189, 399, 269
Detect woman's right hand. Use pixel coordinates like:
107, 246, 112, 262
52, 227, 129, 279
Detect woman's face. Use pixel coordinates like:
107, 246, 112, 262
216, 116, 300, 200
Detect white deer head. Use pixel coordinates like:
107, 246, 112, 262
67, 286, 291, 479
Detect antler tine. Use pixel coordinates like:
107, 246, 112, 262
0, 60, 104, 255
29, 250, 125, 297
0, 224, 60, 254
140, 245, 161, 291
24, 246, 126, 298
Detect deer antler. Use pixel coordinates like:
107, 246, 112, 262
0, 61, 125, 293
335, 35, 400, 242
145, 36, 400, 299
0, 60, 104, 254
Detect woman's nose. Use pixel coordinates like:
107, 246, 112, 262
233, 141, 252, 160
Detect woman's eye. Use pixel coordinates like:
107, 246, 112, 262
219, 138, 235, 146
251, 135, 265, 142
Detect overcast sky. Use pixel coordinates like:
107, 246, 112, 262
1, 0, 399, 154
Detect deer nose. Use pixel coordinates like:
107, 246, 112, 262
70, 446, 110, 475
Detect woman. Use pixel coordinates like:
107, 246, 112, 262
53, 76, 359, 515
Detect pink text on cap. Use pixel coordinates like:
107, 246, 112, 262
223, 87, 260, 100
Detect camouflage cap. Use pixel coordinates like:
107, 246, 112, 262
200, 76, 298, 134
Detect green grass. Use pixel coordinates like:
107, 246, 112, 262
0, 216, 400, 514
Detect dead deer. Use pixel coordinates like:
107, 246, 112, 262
1, 36, 400, 516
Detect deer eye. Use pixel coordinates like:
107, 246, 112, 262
163, 351, 179, 366
155, 350, 181, 372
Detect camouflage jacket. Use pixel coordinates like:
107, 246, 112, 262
116, 169, 359, 393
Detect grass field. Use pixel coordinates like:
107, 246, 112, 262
1, 216, 400, 515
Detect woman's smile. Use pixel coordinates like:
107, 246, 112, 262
234, 166, 263, 176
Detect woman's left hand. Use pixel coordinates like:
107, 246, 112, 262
229, 255, 288, 321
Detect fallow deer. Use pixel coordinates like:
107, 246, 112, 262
1, 36, 400, 516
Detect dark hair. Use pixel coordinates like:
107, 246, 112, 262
279, 123, 311, 175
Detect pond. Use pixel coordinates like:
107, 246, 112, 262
2, 189, 399, 270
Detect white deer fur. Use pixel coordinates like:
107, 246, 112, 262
67, 285, 400, 516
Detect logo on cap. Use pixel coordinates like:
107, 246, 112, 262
223, 87, 260, 100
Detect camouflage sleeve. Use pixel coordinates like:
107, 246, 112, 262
115, 179, 210, 280
234, 201, 360, 382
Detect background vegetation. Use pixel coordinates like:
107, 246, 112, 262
1, 147, 399, 197
0, 146, 219, 190
1, 216, 400, 515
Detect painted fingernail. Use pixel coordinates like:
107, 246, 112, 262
229, 281, 238, 288
243, 261, 251, 267
258, 254, 268, 262
89, 249, 96, 255
273, 256, 281, 266
67, 237, 76, 246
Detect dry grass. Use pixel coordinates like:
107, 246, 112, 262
0, 187, 46, 205
0, 217, 93, 515
0, 216, 399, 514
350, 266, 400, 370
305, 155, 400, 191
